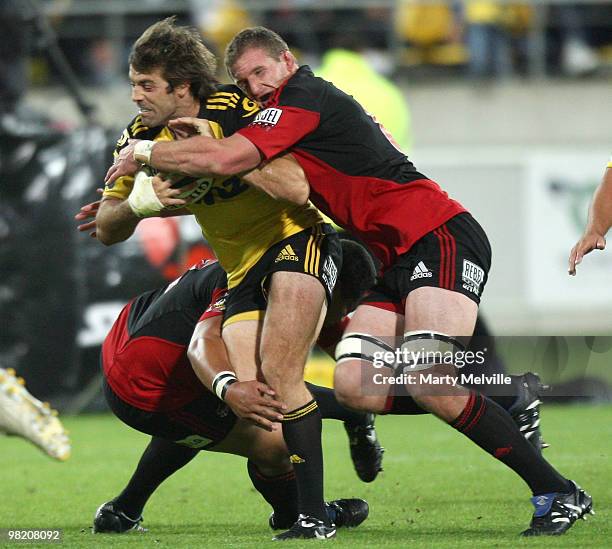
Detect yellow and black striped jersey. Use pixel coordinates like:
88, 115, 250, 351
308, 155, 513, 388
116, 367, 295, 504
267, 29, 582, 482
103, 84, 323, 288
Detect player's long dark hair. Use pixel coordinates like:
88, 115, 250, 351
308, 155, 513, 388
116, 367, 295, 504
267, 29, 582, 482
130, 16, 219, 101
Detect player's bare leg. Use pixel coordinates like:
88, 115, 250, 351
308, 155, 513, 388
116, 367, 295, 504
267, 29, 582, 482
259, 272, 326, 409
401, 287, 474, 420
334, 303, 548, 423
222, 319, 262, 382
259, 271, 332, 535
223, 271, 333, 535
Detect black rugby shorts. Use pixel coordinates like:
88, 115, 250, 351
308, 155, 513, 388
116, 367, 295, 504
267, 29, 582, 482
223, 223, 342, 326
362, 213, 491, 312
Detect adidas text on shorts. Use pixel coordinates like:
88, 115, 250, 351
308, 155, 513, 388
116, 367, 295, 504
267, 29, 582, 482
224, 223, 341, 325
362, 213, 491, 311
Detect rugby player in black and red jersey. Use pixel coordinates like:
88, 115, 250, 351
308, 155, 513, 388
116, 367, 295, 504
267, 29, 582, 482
106, 27, 592, 539
93, 239, 378, 535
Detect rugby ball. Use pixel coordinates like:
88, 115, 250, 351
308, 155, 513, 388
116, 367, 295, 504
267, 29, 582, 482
136, 166, 214, 210
165, 173, 215, 209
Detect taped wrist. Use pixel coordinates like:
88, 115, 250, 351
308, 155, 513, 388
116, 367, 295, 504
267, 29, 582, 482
128, 171, 164, 218
212, 371, 238, 401
134, 140, 155, 165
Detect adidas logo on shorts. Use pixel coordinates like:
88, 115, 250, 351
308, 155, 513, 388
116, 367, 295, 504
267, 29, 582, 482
410, 261, 433, 281
275, 244, 299, 263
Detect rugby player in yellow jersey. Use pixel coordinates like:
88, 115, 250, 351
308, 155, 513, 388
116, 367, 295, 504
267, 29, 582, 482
95, 18, 379, 538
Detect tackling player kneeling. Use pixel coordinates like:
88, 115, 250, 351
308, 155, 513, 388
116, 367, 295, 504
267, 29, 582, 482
92, 241, 379, 537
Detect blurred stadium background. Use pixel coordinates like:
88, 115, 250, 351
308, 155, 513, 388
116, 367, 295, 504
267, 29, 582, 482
1, 0, 611, 545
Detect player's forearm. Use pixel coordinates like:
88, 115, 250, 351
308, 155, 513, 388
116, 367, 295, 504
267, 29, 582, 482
188, 319, 236, 392
95, 198, 140, 245
242, 154, 310, 205
586, 168, 612, 235
148, 136, 221, 176
148, 134, 260, 177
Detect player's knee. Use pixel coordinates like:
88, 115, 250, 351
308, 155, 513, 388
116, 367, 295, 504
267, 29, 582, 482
333, 361, 363, 410
259, 332, 312, 385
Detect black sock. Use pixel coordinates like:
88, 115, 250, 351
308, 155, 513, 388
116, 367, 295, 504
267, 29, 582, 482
383, 382, 519, 416
247, 460, 298, 524
451, 391, 571, 495
387, 392, 517, 415
382, 382, 429, 415
281, 400, 328, 523
465, 375, 521, 411
306, 382, 368, 425
113, 437, 199, 518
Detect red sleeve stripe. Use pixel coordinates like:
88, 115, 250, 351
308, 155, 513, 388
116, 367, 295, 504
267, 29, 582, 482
434, 224, 457, 290
198, 287, 228, 322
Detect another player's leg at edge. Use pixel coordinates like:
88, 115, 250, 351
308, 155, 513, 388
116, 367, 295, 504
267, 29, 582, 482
304, 382, 383, 484
0, 367, 71, 461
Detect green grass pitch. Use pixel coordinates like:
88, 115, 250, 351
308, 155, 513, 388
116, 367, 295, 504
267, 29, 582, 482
1, 405, 610, 548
